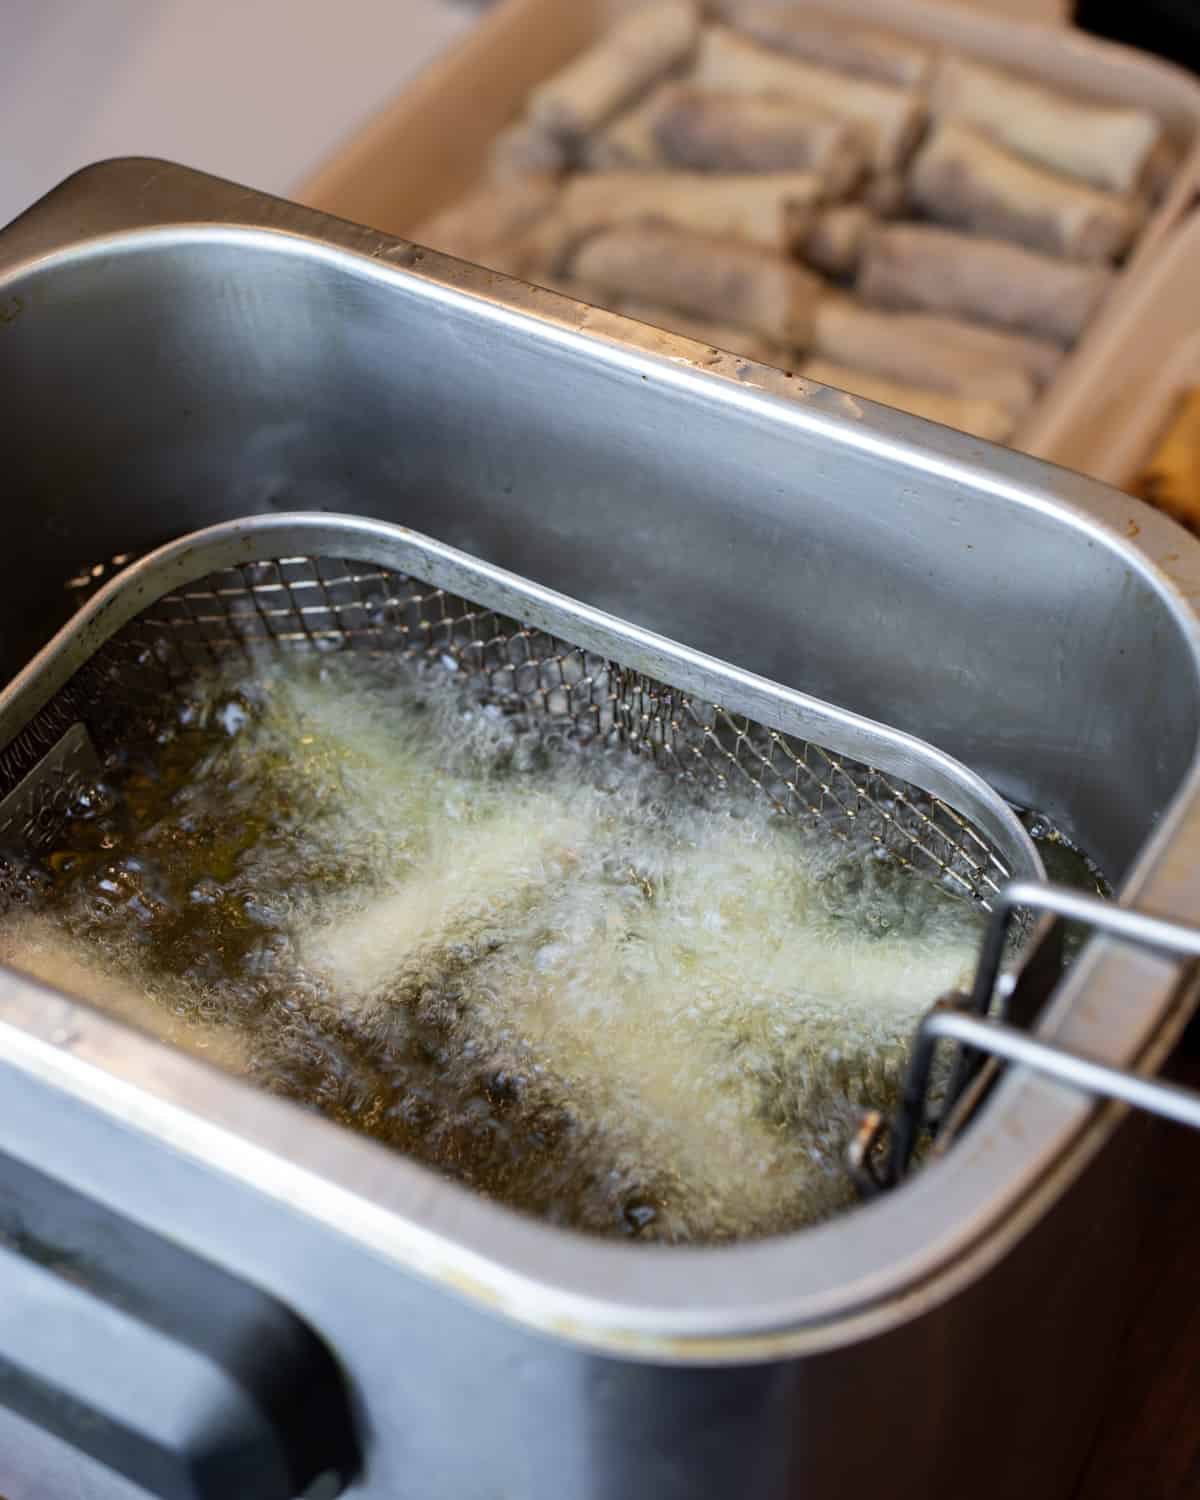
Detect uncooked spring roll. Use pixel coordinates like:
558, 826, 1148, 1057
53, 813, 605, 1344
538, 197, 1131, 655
528, 0, 699, 141
571, 224, 822, 344
908, 121, 1142, 263
497, 275, 788, 366
612, 299, 789, 364
413, 175, 559, 265
812, 298, 1035, 416
804, 204, 873, 277
692, 27, 924, 172
731, 3, 933, 88
556, 169, 822, 254
800, 358, 1017, 443
864, 311, 1063, 389
488, 120, 568, 181
522, 279, 792, 366
856, 223, 1113, 346
862, 170, 907, 218
581, 86, 674, 169
929, 54, 1164, 195
649, 84, 867, 195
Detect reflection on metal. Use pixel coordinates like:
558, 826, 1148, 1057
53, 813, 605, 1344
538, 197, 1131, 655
854, 881, 1200, 1195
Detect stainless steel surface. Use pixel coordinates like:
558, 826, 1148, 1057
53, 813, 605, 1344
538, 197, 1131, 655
0, 514, 1039, 903
2, 159, 1200, 1499
915, 1005, 1200, 1134
876, 880, 1200, 1186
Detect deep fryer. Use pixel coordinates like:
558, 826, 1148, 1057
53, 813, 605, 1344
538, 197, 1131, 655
1, 160, 1200, 1500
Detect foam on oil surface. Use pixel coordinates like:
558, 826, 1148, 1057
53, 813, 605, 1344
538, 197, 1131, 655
0, 653, 983, 1241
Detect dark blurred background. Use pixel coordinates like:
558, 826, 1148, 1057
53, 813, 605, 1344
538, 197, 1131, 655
1077, 0, 1200, 70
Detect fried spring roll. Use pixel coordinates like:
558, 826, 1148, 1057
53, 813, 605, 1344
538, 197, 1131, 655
929, 55, 1164, 195
800, 357, 1016, 443
571, 224, 822, 344
648, 84, 867, 194
488, 120, 569, 181
813, 298, 1036, 415
692, 26, 923, 172
856, 223, 1112, 346
413, 175, 559, 265
556, 169, 821, 254
528, 0, 699, 140
908, 121, 1142, 263
731, 4, 933, 87
804, 204, 873, 277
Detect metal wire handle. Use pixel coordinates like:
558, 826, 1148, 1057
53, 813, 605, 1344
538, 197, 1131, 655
851, 881, 1200, 1194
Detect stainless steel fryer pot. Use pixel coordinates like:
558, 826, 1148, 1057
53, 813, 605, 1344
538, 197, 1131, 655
1, 160, 1199, 1500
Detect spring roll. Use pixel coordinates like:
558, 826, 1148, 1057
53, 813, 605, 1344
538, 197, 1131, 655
488, 272, 787, 367
800, 357, 1016, 443
648, 84, 867, 194
692, 26, 924, 172
571, 224, 823, 344
929, 55, 1164, 195
1144, 137, 1180, 203
528, 0, 699, 141
612, 299, 789, 364
555, 170, 821, 254
865, 311, 1063, 389
908, 121, 1142, 263
304, 802, 587, 1001
581, 86, 674, 169
856, 223, 1113, 346
804, 204, 873, 277
488, 120, 569, 181
506, 212, 596, 280
862, 170, 907, 218
413, 175, 559, 265
812, 297, 1035, 416
731, 4, 932, 88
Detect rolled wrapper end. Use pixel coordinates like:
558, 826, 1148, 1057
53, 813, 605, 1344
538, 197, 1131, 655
805, 204, 874, 278
929, 52, 1165, 196
412, 175, 561, 267
569, 223, 823, 345
908, 121, 1143, 263
488, 121, 569, 182
649, 85, 869, 196
801, 357, 1016, 443
693, 26, 923, 173
856, 221, 1114, 346
528, 0, 700, 142
732, 2, 933, 88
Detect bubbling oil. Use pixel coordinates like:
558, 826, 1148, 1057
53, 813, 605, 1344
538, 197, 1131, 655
0, 652, 985, 1242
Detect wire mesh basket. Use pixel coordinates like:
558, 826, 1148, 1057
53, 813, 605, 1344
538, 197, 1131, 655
0, 514, 1041, 907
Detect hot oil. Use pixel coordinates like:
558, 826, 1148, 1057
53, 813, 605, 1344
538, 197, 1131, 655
0, 652, 986, 1243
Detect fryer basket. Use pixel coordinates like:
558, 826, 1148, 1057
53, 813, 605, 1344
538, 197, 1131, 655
0, 515, 1041, 914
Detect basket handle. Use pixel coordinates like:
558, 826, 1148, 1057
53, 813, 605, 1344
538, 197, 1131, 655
852, 881, 1200, 1194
